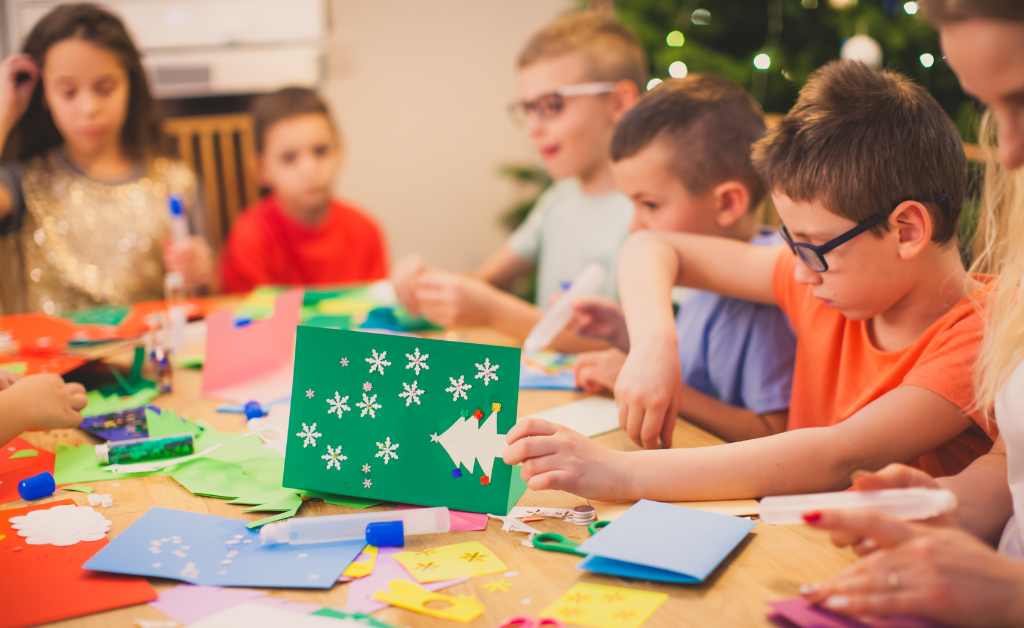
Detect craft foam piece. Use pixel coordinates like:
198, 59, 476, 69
283, 328, 526, 515
189, 603, 362, 628
529, 396, 621, 438
574, 499, 755, 583
9, 503, 111, 545
341, 546, 468, 613
149, 584, 265, 625
0, 437, 55, 506
767, 599, 952, 628
397, 504, 489, 531
0, 499, 157, 628
372, 580, 485, 623
392, 540, 508, 583
203, 289, 302, 405
83, 507, 363, 588
541, 583, 667, 628
340, 545, 378, 579
590, 497, 760, 520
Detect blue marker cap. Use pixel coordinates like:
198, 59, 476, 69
18, 471, 56, 501
169, 194, 184, 217
559, 280, 572, 291
244, 401, 264, 420
365, 520, 404, 547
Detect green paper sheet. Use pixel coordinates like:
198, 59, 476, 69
0, 362, 27, 374
299, 490, 383, 509
60, 486, 93, 493
82, 389, 159, 418
8, 449, 38, 459
311, 608, 399, 628
246, 505, 301, 529
144, 407, 202, 438
61, 304, 130, 327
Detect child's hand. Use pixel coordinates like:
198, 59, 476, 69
413, 271, 496, 328
503, 418, 636, 500
567, 296, 629, 351
5, 374, 87, 430
613, 336, 682, 450
0, 54, 38, 135
574, 348, 626, 393
392, 255, 428, 315
163, 236, 214, 290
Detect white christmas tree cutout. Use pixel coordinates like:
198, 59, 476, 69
436, 409, 509, 478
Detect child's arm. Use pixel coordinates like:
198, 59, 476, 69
614, 231, 782, 449
504, 384, 973, 501
0, 54, 39, 220
475, 244, 536, 290
0, 374, 87, 446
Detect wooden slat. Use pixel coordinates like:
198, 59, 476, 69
237, 125, 261, 207
196, 128, 222, 249
217, 130, 242, 226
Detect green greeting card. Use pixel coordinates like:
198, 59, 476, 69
282, 328, 527, 514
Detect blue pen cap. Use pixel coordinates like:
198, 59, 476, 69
169, 194, 184, 217
365, 520, 404, 547
244, 400, 264, 420
18, 471, 56, 501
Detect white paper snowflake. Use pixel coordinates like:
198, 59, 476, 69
405, 348, 429, 376
9, 504, 110, 546
296, 423, 322, 448
375, 437, 399, 464
475, 358, 500, 386
363, 382, 373, 392
305, 389, 315, 399
366, 349, 391, 375
445, 375, 472, 401
340, 357, 349, 367
363, 479, 372, 488
399, 380, 424, 406
326, 392, 351, 418
321, 445, 347, 470
362, 463, 371, 473
356, 393, 382, 418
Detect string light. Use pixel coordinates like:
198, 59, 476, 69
920, 53, 934, 68
904, 2, 919, 14
753, 53, 771, 70
666, 30, 685, 47
691, 9, 711, 25
646, 78, 663, 91
668, 61, 688, 78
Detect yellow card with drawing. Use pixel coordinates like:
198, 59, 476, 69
373, 580, 485, 623
392, 541, 507, 583
541, 583, 668, 628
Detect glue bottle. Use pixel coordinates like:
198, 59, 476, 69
260, 507, 450, 546
165, 194, 188, 354
758, 488, 958, 525
523, 262, 606, 353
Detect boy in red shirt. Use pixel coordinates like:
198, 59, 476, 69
221, 88, 388, 292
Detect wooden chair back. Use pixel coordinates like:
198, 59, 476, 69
163, 114, 261, 250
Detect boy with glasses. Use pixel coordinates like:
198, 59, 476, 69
504, 61, 999, 501
392, 12, 643, 349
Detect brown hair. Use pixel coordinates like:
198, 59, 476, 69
252, 87, 338, 154
610, 74, 767, 210
920, 0, 1024, 23
1, 3, 165, 163
752, 60, 966, 243
517, 11, 648, 91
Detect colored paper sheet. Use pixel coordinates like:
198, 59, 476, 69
574, 499, 755, 583
529, 396, 621, 438
397, 504, 489, 531
250, 597, 323, 614
82, 389, 160, 418
0, 361, 26, 373
203, 289, 302, 405
149, 584, 265, 625
0, 437, 55, 505
80, 406, 151, 441
767, 599, 953, 628
283, 328, 526, 515
541, 583, 668, 628
0, 353, 86, 376
373, 580, 485, 623
8, 449, 38, 459
312, 608, 398, 628
0, 499, 157, 628
189, 603, 361, 628
519, 352, 578, 390
392, 540, 507, 583
342, 546, 468, 613
83, 507, 363, 588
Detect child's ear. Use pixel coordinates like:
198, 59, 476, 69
891, 200, 932, 260
712, 181, 750, 228
609, 79, 640, 122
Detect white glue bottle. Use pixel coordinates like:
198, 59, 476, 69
523, 262, 606, 353
260, 507, 450, 546
758, 488, 958, 525
165, 194, 189, 353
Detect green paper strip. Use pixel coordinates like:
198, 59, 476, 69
246, 505, 301, 529
0, 362, 27, 374
177, 355, 204, 368
8, 449, 39, 459
60, 486, 94, 493
312, 608, 400, 628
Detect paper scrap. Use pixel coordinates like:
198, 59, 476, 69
9, 504, 111, 545
373, 580, 485, 623
311, 608, 399, 628
341, 546, 467, 614
9, 449, 39, 459
541, 583, 668, 628
61, 486, 94, 493
488, 514, 542, 535
189, 603, 358, 628
392, 540, 507, 583
341, 545, 378, 579
529, 396, 620, 438
149, 584, 265, 625
508, 506, 572, 520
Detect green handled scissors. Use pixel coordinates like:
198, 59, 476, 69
532, 520, 610, 557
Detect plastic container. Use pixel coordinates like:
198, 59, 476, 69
95, 433, 195, 465
260, 507, 450, 546
523, 262, 606, 353
759, 488, 958, 525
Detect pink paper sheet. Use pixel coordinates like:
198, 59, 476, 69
768, 599, 952, 628
202, 289, 302, 405
150, 584, 266, 625
342, 546, 468, 613
396, 504, 490, 531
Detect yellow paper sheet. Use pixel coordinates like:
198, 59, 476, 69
392, 540, 507, 583
342, 545, 378, 578
373, 580, 484, 623
541, 583, 668, 628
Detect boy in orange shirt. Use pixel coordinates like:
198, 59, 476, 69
221, 88, 388, 292
504, 61, 997, 501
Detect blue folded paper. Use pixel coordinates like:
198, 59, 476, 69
575, 499, 756, 583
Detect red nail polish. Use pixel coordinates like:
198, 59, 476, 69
802, 512, 822, 523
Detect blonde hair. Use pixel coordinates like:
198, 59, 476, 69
971, 110, 1024, 410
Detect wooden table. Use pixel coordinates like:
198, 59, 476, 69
4, 328, 855, 628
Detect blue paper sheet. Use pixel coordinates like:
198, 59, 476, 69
83, 507, 363, 588
575, 499, 755, 583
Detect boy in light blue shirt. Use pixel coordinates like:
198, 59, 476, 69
572, 74, 795, 442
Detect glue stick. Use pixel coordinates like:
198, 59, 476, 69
260, 507, 450, 546
758, 488, 958, 525
95, 433, 195, 465
166, 194, 188, 353
523, 262, 606, 353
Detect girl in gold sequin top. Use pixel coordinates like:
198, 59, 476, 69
0, 4, 215, 315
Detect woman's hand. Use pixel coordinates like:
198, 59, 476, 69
0, 54, 39, 136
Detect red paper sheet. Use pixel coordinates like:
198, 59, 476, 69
0, 499, 157, 628
0, 438, 55, 506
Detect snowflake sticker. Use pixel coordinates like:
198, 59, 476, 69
362, 464, 371, 473
327, 392, 350, 418
321, 445, 347, 470
399, 380, 424, 406
305, 389, 315, 399
366, 349, 391, 375
356, 393, 382, 418
405, 348, 429, 376
445, 375, 472, 401
475, 358, 499, 386
363, 382, 373, 392
296, 423, 322, 448
9, 505, 110, 546
340, 357, 349, 367
363, 479, 372, 489
375, 437, 399, 464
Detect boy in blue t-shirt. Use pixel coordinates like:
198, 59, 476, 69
572, 74, 795, 442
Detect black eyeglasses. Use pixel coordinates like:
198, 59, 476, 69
507, 82, 616, 126
779, 194, 949, 272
